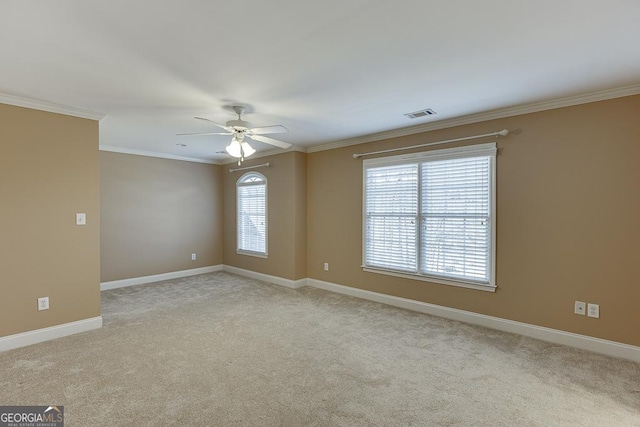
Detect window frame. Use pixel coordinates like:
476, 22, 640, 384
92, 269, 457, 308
236, 171, 268, 258
362, 142, 496, 292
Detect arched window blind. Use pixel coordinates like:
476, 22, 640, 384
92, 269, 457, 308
237, 172, 267, 256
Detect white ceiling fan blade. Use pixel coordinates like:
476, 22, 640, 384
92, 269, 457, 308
249, 125, 289, 135
247, 134, 292, 149
176, 131, 233, 136
194, 116, 233, 132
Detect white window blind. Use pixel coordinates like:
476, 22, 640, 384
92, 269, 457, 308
237, 172, 267, 256
421, 156, 491, 282
363, 143, 496, 288
365, 164, 418, 272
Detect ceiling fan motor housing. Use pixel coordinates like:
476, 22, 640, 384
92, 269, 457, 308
226, 119, 252, 130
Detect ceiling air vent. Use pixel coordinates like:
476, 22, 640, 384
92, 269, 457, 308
404, 108, 436, 119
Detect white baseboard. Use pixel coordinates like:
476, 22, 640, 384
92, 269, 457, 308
222, 265, 307, 289
100, 265, 223, 291
0, 316, 103, 353
306, 278, 640, 363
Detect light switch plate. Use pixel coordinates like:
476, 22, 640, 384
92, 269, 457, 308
76, 213, 86, 225
38, 297, 49, 311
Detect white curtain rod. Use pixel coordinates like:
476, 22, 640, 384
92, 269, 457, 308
228, 162, 270, 173
352, 129, 509, 159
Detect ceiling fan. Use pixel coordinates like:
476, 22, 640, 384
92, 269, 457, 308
178, 106, 291, 163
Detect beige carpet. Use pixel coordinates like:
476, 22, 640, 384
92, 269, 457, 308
1, 272, 639, 426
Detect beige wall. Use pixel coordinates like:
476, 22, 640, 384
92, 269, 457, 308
223, 151, 307, 280
0, 103, 100, 337
100, 152, 223, 282
307, 95, 640, 347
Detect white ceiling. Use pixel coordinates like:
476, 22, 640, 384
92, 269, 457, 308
1, 1, 639, 163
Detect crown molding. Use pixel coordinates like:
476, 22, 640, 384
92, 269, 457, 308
0, 93, 105, 121
307, 84, 640, 153
100, 143, 306, 166
99, 145, 221, 164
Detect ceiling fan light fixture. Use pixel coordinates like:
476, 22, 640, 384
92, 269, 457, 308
225, 134, 255, 159
225, 139, 242, 158
240, 142, 255, 157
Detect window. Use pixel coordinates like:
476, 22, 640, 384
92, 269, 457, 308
363, 143, 496, 291
237, 172, 267, 257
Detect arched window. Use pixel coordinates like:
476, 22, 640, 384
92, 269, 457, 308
236, 172, 267, 256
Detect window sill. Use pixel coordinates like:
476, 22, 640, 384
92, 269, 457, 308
237, 250, 268, 259
362, 266, 496, 292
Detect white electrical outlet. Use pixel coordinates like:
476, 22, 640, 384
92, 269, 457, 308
38, 297, 49, 311
191, 253, 197, 261
574, 301, 586, 315
587, 303, 600, 318
75, 213, 86, 226
323, 262, 329, 271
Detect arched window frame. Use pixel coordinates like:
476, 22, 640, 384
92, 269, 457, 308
236, 172, 268, 257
